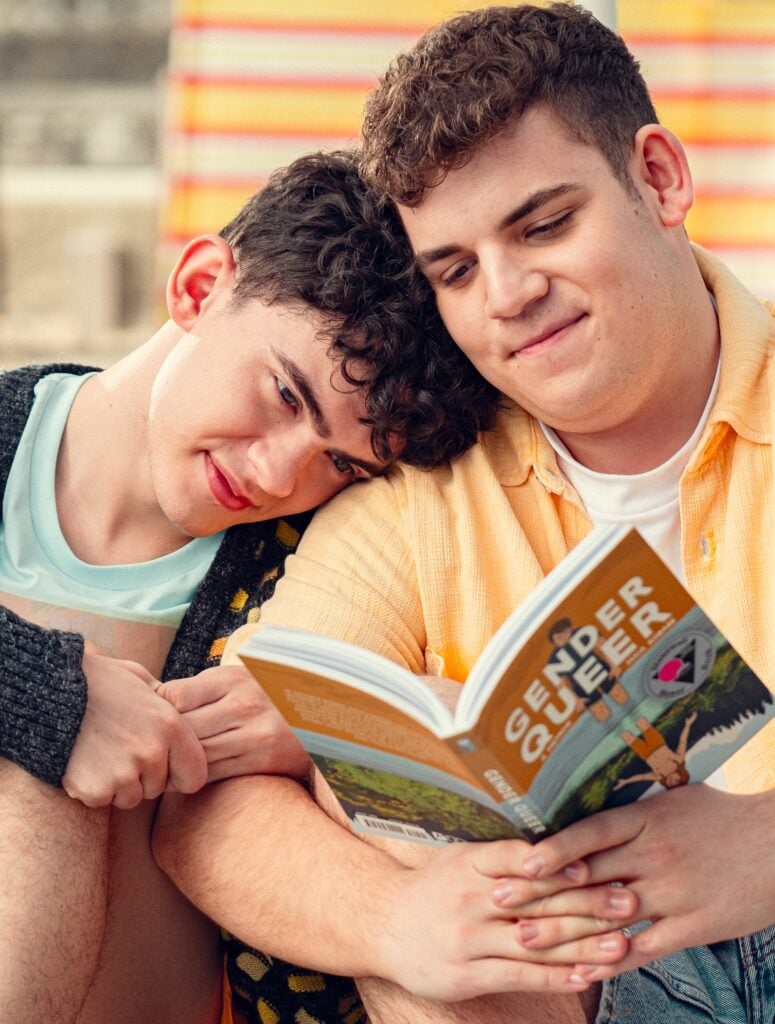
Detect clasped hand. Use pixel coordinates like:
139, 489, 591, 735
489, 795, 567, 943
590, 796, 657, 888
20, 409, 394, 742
504, 783, 775, 981
63, 643, 308, 809
374, 838, 637, 1001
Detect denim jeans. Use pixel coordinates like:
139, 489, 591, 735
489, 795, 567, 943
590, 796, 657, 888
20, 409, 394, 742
594, 925, 775, 1023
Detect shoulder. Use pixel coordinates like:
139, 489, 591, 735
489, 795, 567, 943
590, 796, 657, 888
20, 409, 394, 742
0, 361, 97, 402
304, 407, 530, 545
0, 362, 98, 495
0, 362, 98, 438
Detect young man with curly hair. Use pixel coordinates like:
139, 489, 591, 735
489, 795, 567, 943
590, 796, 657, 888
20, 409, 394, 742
0, 150, 497, 1023
156, 6, 775, 1024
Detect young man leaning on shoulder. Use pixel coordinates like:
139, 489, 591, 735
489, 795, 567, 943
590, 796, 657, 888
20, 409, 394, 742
155, 6, 775, 1024
0, 150, 496, 1024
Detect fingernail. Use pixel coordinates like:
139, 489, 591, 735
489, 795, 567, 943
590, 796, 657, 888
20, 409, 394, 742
578, 964, 599, 977
608, 891, 631, 911
598, 936, 620, 951
564, 861, 585, 882
523, 854, 545, 876
569, 973, 587, 986
492, 881, 513, 903
519, 923, 539, 942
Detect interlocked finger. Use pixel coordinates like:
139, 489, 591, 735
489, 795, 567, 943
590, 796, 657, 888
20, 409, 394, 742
516, 912, 631, 951
513, 882, 638, 922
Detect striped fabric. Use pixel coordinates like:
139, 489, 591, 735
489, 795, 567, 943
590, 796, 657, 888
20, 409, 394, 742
160, 1, 775, 297
620, 1, 775, 297
159, 0, 477, 261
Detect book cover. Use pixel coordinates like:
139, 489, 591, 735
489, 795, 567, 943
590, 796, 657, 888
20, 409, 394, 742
239, 526, 774, 846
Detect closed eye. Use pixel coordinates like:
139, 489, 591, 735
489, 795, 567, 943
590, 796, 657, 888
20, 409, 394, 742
329, 451, 357, 476
526, 209, 574, 240
439, 258, 476, 289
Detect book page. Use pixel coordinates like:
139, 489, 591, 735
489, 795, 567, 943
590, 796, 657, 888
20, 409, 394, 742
244, 654, 521, 844
243, 655, 479, 782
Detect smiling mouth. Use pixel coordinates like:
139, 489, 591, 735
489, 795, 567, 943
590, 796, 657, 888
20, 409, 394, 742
204, 453, 253, 511
513, 314, 586, 356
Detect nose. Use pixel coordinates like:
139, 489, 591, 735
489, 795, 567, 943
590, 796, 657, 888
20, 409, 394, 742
246, 434, 316, 499
482, 254, 548, 320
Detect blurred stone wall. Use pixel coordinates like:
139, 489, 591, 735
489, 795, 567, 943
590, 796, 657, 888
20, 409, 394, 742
0, 0, 170, 369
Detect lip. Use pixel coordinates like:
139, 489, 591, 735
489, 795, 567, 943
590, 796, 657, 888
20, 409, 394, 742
512, 313, 586, 356
204, 453, 253, 511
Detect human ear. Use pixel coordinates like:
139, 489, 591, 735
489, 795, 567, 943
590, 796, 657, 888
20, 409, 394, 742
166, 234, 236, 329
630, 125, 694, 228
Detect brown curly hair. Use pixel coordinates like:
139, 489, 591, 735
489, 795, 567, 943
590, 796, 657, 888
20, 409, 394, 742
219, 150, 498, 468
361, 3, 658, 206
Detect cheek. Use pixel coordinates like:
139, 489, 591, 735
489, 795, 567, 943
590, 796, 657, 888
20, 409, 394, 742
294, 461, 350, 509
438, 294, 481, 347
314, 477, 351, 505
465, 350, 510, 393
444, 319, 490, 368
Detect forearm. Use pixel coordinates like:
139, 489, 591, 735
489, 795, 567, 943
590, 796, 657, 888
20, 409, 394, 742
0, 605, 86, 784
154, 773, 635, 1002
153, 774, 406, 979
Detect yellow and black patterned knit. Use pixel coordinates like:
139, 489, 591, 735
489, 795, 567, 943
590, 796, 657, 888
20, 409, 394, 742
223, 933, 367, 1024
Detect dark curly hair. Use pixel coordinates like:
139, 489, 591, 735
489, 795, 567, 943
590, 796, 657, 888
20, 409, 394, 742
361, 3, 658, 206
219, 150, 498, 468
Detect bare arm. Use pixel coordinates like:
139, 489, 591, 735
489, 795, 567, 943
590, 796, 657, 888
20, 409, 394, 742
153, 481, 638, 1001
153, 772, 638, 1000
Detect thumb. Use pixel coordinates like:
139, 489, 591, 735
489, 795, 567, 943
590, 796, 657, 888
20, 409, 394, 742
161, 673, 222, 714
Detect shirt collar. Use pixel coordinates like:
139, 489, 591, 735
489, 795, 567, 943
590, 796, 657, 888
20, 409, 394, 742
693, 245, 774, 451
481, 401, 564, 489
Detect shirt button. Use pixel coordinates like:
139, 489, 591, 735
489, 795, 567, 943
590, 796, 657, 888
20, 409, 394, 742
700, 532, 716, 558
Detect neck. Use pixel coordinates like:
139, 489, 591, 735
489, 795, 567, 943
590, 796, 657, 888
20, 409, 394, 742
55, 321, 186, 564
557, 366, 716, 474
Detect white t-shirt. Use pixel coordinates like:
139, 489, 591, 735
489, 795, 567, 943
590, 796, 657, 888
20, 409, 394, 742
539, 358, 721, 582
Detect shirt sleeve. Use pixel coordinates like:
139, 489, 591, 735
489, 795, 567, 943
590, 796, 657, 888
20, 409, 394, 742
259, 474, 428, 674
0, 604, 87, 785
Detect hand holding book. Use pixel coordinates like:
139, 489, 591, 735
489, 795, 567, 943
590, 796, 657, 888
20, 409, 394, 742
509, 782, 775, 981
239, 525, 774, 846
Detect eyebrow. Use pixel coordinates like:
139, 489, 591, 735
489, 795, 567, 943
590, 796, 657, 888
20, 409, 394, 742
274, 349, 387, 478
414, 182, 582, 270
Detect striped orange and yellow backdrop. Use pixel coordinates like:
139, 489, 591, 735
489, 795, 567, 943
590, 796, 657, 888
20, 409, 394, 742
161, 0, 775, 298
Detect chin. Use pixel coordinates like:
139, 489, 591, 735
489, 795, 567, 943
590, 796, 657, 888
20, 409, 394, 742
157, 501, 217, 542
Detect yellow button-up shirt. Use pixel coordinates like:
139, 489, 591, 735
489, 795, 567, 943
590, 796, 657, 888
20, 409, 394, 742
255, 248, 775, 792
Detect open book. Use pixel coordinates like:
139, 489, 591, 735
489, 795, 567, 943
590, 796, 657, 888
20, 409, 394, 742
239, 525, 774, 846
